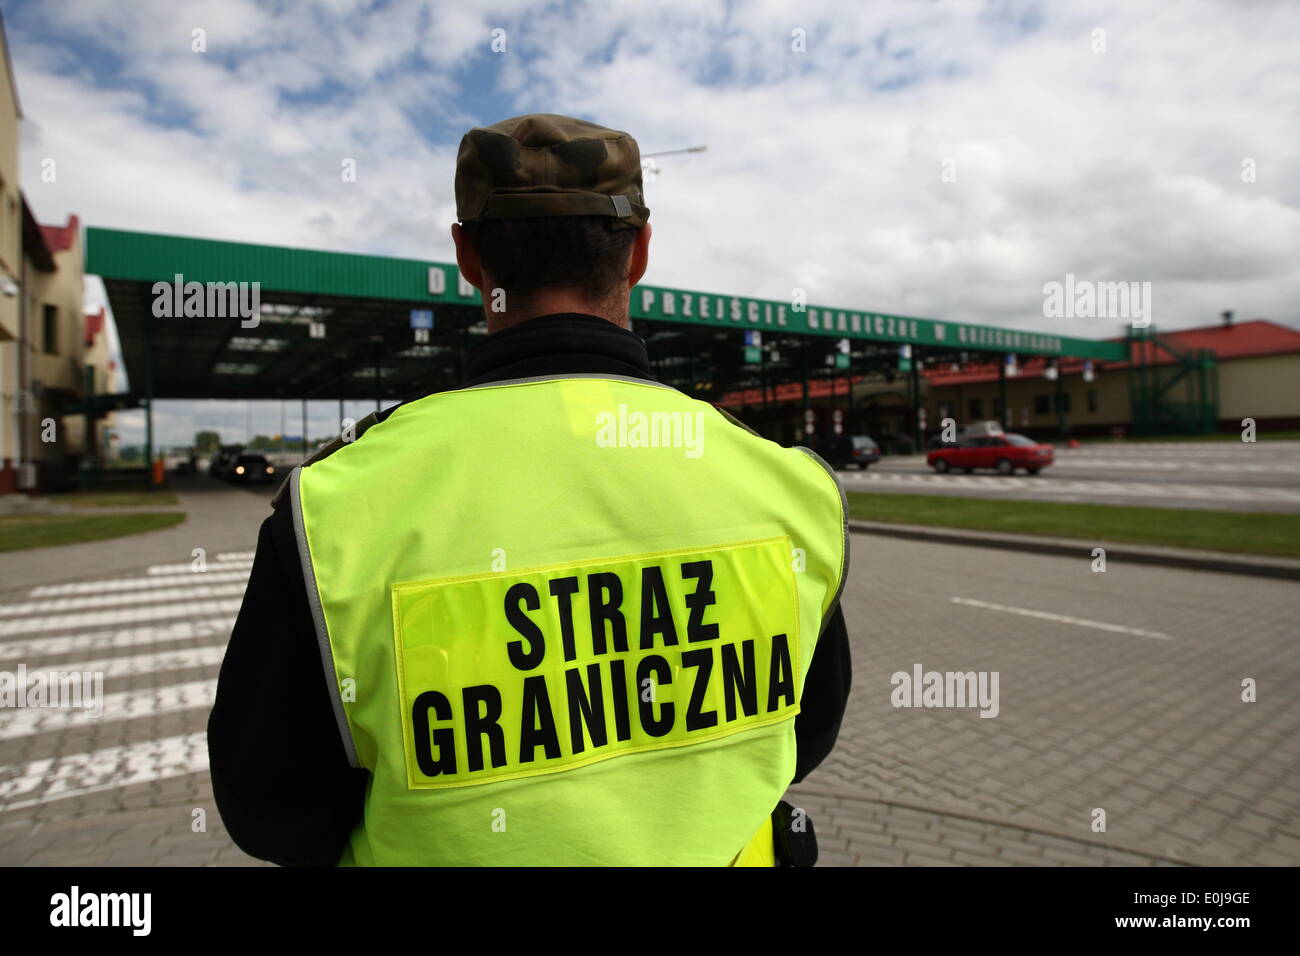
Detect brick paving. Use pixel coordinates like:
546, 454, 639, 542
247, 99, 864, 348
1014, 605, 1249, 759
2, 478, 1297, 865
788, 527, 1300, 866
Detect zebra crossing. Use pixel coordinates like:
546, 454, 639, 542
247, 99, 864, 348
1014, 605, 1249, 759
0, 553, 248, 817
0, 733, 208, 814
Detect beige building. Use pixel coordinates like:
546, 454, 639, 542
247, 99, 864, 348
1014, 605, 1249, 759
1216, 349, 1300, 427
0, 14, 91, 492
0, 12, 22, 490
25, 212, 86, 483
924, 362, 1127, 436
63, 305, 117, 461
0, 205, 86, 491
923, 319, 1300, 438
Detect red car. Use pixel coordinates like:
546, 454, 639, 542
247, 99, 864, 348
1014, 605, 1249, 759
927, 433, 1055, 475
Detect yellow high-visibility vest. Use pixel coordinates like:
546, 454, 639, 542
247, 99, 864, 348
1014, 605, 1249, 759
291, 374, 847, 865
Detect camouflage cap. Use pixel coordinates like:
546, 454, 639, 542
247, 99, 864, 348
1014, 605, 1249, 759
454, 113, 649, 230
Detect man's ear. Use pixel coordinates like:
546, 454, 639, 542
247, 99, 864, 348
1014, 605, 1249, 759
627, 223, 651, 288
451, 222, 485, 291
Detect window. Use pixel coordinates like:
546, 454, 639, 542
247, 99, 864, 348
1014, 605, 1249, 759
969, 398, 983, 419
1034, 394, 1050, 415
42, 305, 58, 354
1087, 389, 1099, 413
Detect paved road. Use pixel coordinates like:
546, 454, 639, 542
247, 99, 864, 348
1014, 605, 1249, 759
1, 481, 1297, 865
842, 440, 1300, 512
792, 529, 1300, 866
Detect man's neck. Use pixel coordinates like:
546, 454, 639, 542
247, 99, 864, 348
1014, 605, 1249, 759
485, 292, 629, 334
460, 312, 653, 387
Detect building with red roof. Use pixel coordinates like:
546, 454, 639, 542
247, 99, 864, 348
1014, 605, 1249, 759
39, 213, 79, 255
0, 11, 94, 492
61, 305, 118, 466
921, 318, 1300, 437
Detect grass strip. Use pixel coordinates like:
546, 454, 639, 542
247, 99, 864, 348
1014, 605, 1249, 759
0, 512, 186, 553
845, 492, 1300, 558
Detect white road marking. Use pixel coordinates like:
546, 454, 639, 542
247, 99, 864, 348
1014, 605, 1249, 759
0, 732, 208, 811
30, 568, 250, 597
0, 599, 242, 638
1062, 442, 1300, 458
147, 558, 252, 576
0, 679, 216, 740
8, 644, 226, 680
950, 597, 1171, 640
0, 561, 248, 815
1053, 458, 1297, 473
845, 471, 1300, 503
0, 617, 235, 663
0, 582, 249, 617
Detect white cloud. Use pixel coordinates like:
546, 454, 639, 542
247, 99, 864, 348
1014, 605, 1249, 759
8, 0, 1298, 444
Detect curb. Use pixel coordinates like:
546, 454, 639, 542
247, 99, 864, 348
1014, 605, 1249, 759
847, 520, 1300, 581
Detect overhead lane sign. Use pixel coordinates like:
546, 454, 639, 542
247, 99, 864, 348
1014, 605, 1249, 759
629, 283, 1126, 360
85, 227, 1127, 362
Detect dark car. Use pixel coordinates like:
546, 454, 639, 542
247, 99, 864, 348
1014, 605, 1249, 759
208, 445, 244, 478
225, 453, 277, 484
824, 435, 881, 470
927, 432, 1055, 475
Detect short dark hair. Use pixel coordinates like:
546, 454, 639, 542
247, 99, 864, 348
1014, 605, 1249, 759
460, 216, 637, 304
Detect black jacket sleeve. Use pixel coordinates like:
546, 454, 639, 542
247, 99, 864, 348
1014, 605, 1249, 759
207, 500, 368, 867
792, 602, 852, 784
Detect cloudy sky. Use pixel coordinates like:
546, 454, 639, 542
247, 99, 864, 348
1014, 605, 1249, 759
7, 0, 1298, 447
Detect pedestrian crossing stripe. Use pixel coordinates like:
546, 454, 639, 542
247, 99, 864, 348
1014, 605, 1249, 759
0, 561, 236, 810
0, 732, 208, 812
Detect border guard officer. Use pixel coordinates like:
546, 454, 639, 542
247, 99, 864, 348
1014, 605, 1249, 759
209, 113, 852, 866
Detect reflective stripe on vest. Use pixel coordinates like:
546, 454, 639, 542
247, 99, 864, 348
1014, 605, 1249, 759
294, 374, 847, 866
